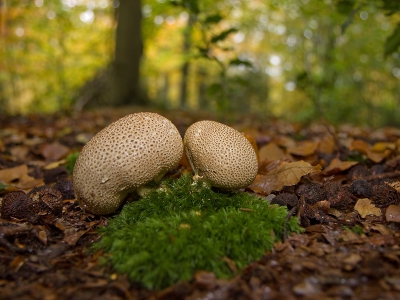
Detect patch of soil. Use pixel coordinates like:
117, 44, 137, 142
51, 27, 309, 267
1, 109, 400, 299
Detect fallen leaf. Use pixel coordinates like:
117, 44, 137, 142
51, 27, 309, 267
370, 142, 395, 152
318, 134, 337, 154
39, 142, 70, 162
350, 139, 392, 163
9, 256, 25, 272
322, 158, 358, 175
16, 173, 44, 190
342, 253, 362, 268
287, 141, 319, 156
0, 164, 28, 183
249, 160, 322, 195
243, 133, 259, 162
354, 198, 382, 218
259, 142, 286, 162
293, 280, 321, 296
0, 139, 5, 152
9, 145, 30, 161
273, 135, 296, 149
43, 159, 68, 170
221, 256, 237, 273
194, 271, 217, 290
338, 229, 361, 242
370, 224, 392, 235
367, 235, 395, 247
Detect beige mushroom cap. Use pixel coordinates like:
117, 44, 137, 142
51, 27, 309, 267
184, 120, 258, 189
73, 112, 183, 215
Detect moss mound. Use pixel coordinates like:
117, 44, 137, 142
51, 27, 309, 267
92, 174, 302, 290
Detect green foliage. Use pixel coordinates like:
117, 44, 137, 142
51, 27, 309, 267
64, 151, 79, 174
344, 224, 364, 235
92, 174, 302, 290
0, 182, 8, 194
211, 28, 238, 44
385, 23, 400, 57
1, 0, 114, 113
336, 0, 356, 15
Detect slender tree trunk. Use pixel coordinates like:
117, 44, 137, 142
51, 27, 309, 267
179, 15, 193, 109
197, 66, 208, 109
157, 73, 170, 107
111, 0, 145, 106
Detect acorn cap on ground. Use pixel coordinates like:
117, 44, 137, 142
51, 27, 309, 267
73, 112, 183, 215
184, 120, 258, 189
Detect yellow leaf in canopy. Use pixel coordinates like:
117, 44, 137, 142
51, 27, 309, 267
249, 160, 322, 195
322, 158, 358, 175
287, 141, 319, 156
259, 142, 286, 162
354, 198, 381, 218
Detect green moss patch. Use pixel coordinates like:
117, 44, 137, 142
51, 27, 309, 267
92, 174, 302, 290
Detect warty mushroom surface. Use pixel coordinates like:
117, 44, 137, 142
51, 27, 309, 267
184, 120, 258, 190
73, 112, 183, 215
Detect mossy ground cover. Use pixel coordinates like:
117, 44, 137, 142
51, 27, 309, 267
92, 174, 302, 290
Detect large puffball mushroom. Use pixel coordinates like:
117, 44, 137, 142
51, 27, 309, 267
184, 120, 258, 189
73, 112, 183, 215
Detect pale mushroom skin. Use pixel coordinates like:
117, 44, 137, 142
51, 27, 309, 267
73, 112, 183, 215
184, 120, 258, 189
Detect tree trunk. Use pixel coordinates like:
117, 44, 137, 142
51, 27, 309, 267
111, 0, 145, 106
179, 15, 193, 109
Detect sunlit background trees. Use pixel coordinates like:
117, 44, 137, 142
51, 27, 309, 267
1, 0, 400, 126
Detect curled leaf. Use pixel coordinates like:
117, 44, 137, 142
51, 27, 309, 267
249, 160, 322, 195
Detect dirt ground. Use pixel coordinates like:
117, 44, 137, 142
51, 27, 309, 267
1, 108, 400, 300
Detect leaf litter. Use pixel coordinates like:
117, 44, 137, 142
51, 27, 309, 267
1, 110, 400, 299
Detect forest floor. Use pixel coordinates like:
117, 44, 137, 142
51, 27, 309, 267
1, 107, 400, 300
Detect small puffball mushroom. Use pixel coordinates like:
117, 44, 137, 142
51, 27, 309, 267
73, 112, 183, 215
184, 120, 258, 189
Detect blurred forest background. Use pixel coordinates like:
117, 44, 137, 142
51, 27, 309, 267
1, 0, 400, 127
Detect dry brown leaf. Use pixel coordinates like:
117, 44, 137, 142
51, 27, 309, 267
243, 133, 259, 162
318, 134, 337, 154
221, 256, 238, 273
9, 145, 30, 161
338, 230, 360, 242
354, 198, 382, 218
0, 139, 5, 152
287, 141, 319, 156
9, 256, 25, 273
0, 164, 28, 183
350, 139, 392, 163
249, 160, 322, 195
39, 142, 70, 162
370, 224, 392, 235
342, 253, 362, 266
322, 158, 358, 175
16, 173, 44, 190
259, 142, 286, 162
273, 135, 296, 149
44, 159, 68, 170
63, 228, 91, 246
370, 142, 395, 152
